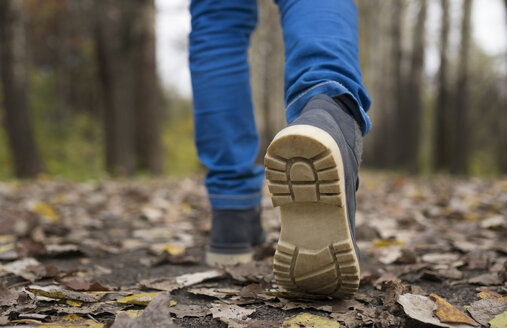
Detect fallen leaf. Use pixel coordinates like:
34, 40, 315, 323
225, 261, 272, 282
422, 253, 460, 264
37, 314, 103, 327
0, 282, 18, 306
56, 277, 110, 291
239, 284, 264, 299
27, 285, 105, 303
477, 291, 507, 303
398, 293, 461, 328
468, 273, 502, 286
489, 311, 507, 328
46, 244, 81, 256
187, 287, 240, 299
115, 310, 143, 319
480, 215, 505, 230
117, 292, 169, 306
467, 299, 507, 326
111, 292, 179, 327
1, 257, 42, 281
140, 270, 224, 292
208, 303, 256, 327
169, 304, 208, 318
31, 201, 59, 223
430, 293, 479, 326
281, 313, 340, 328
373, 239, 404, 248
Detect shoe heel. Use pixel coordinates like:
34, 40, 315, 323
265, 125, 360, 298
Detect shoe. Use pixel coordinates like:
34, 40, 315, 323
264, 94, 361, 298
206, 206, 266, 266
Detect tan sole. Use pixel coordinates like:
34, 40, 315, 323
264, 125, 360, 298
206, 251, 253, 267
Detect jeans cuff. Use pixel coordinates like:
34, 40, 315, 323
208, 192, 263, 210
285, 81, 371, 135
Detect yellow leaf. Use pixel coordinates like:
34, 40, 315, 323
373, 239, 404, 248
37, 314, 104, 327
429, 294, 479, 326
32, 201, 59, 223
115, 310, 144, 319
0, 243, 14, 254
0, 235, 15, 244
169, 300, 177, 307
117, 292, 160, 306
478, 291, 507, 303
489, 311, 507, 328
181, 202, 192, 214
66, 300, 83, 307
281, 313, 340, 328
161, 245, 186, 256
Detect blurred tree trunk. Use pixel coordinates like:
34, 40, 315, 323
390, 0, 406, 167
360, 0, 392, 168
94, 0, 136, 176
250, 0, 285, 162
0, 0, 44, 178
451, 0, 472, 175
433, 0, 451, 172
501, 0, 507, 173
398, 0, 426, 172
133, 0, 163, 174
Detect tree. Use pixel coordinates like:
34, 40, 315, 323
397, 0, 427, 172
94, 0, 136, 176
133, 0, 163, 174
94, 0, 162, 176
451, 0, 473, 175
433, 0, 451, 172
390, 0, 406, 168
0, 0, 44, 178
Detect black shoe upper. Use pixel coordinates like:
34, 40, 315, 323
208, 206, 266, 254
289, 94, 362, 258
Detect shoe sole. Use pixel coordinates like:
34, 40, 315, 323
206, 251, 253, 267
264, 124, 360, 298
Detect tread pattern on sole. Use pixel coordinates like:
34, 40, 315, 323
265, 130, 359, 298
265, 151, 341, 208
272, 240, 359, 298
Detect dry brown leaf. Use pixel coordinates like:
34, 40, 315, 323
111, 292, 179, 328
429, 293, 479, 326
140, 270, 224, 292
225, 261, 272, 282
0, 282, 18, 306
209, 303, 256, 327
468, 273, 502, 286
56, 277, 110, 291
398, 293, 472, 328
239, 284, 264, 299
168, 304, 208, 318
467, 299, 507, 326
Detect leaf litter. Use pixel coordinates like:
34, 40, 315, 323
0, 174, 505, 327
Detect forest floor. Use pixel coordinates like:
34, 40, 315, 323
0, 172, 506, 328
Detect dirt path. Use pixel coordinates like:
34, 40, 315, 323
0, 173, 506, 327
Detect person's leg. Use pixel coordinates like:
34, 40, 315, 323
189, 0, 265, 265
275, 0, 371, 134
266, 0, 370, 298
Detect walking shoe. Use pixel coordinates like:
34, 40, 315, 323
206, 206, 266, 266
264, 94, 361, 298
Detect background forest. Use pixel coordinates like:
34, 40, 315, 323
0, 0, 506, 180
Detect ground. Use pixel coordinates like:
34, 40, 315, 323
0, 172, 506, 327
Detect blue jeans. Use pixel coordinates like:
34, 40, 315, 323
189, 0, 371, 210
